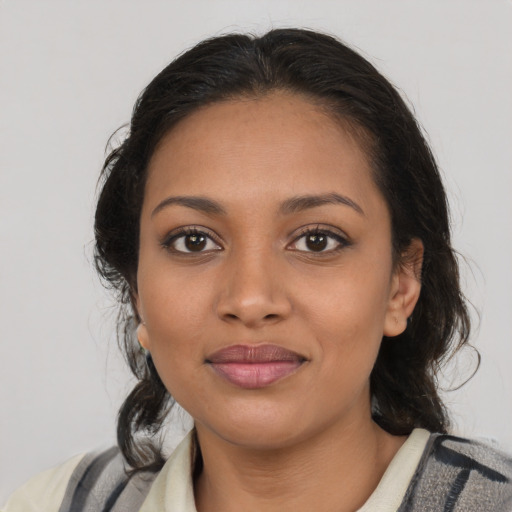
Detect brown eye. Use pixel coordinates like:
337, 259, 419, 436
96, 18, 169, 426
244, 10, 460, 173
164, 228, 221, 254
290, 228, 349, 254
305, 234, 328, 252
185, 233, 207, 251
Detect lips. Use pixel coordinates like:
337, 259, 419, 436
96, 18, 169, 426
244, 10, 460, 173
206, 344, 306, 389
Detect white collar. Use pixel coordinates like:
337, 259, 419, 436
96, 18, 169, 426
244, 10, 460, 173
139, 428, 431, 512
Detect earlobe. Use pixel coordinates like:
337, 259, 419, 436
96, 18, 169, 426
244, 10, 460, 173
134, 293, 151, 350
383, 238, 423, 337
137, 322, 151, 351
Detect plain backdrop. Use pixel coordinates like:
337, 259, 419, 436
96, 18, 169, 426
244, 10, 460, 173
1, 0, 511, 503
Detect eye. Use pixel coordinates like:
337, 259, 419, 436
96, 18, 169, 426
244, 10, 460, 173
162, 227, 222, 254
289, 227, 349, 253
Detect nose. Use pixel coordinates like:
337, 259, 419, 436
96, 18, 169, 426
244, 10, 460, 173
215, 248, 292, 328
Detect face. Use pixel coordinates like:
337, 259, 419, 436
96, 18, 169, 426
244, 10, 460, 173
136, 93, 420, 450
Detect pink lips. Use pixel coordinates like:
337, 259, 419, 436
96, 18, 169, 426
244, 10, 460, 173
206, 344, 305, 389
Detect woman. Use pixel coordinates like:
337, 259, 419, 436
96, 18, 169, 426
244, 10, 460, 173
4, 28, 512, 512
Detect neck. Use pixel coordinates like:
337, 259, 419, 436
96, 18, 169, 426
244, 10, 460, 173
193, 417, 405, 512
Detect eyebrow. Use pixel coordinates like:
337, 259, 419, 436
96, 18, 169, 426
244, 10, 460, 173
279, 193, 365, 216
151, 192, 364, 218
151, 196, 227, 217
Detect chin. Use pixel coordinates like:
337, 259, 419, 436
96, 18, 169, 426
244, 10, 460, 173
221, 427, 304, 451
195, 405, 315, 451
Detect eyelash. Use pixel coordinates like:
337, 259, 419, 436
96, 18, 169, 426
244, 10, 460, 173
289, 226, 350, 254
160, 225, 350, 255
161, 226, 222, 254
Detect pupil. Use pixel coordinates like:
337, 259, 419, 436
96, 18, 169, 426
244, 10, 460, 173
306, 234, 327, 251
185, 234, 206, 251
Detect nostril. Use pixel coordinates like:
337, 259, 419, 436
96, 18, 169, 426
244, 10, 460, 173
216, 286, 292, 326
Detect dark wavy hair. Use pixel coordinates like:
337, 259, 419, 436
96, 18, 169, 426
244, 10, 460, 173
94, 28, 471, 471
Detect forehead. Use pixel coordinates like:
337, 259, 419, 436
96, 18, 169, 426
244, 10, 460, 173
144, 92, 383, 216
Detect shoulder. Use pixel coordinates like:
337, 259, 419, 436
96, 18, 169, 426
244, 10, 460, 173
2, 452, 86, 512
2, 447, 159, 512
399, 433, 512, 511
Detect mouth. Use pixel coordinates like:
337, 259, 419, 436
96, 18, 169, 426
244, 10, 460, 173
205, 344, 307, 389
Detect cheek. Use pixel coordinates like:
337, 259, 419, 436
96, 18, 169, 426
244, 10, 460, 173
141, 285, 212, 407
137, 267, 213, 369
292, 260, 392, 374
139, 251, 212, 324
295, 257, 393, 334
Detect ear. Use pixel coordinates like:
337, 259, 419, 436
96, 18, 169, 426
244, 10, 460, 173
383, 238, 423, 337
134, 293, 151, 351
137, 322, 151, 350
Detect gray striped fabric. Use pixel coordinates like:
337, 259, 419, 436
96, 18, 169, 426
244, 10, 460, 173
58, 447, 157, 512
398, 434, 512, 511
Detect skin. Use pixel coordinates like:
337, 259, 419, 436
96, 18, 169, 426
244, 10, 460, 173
136, 92, 422, 512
